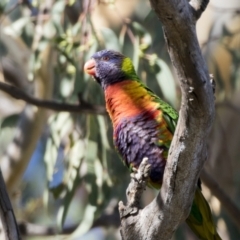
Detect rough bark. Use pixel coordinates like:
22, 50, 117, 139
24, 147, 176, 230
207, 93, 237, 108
119, 0, 215, 239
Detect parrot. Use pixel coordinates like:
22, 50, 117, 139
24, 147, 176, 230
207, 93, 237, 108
84, 49, 221, 240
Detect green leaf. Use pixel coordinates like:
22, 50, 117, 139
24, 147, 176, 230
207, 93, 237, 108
155, 58, 176, 106
97, 116, 110, 150
101, 27, 121, 51
44, 136, 58, 182
43, 21, 56, 39
3, 17, 30, 37
60, 76, 74, 98
85, 140, 98, 172
83, 41, 98, 82
57, 173, 81, 229
132, 21, 152, 50
70, 204, 97, 238
0, 114, 19, 128
221, 24, 233, 37
69, 138, 85, 168
132, 35, 140, 72
0, 114, 19, 153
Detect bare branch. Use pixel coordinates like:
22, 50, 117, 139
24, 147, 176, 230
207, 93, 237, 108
0, 81, 106, 115
119, 158, 151, 240
119, 158, 150, 210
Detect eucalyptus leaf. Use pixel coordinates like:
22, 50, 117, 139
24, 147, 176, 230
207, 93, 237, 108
155, 58, 176, 106
70, 204, 97, 238
132, 21, 152, 51
85, 140, 98, 172
56, 164, 81, 228
0, 114, 19, 153
97, 116, 110, 150
101, 27, 121, 52
3, 17, 30, 37
43, 21, 57, 39
51, 0, 66, 34
48, 144, 65, 198
60, 76, 74, 98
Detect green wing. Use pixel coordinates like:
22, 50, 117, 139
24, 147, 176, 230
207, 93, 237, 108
136, 79, 178, 134
145, 85, 178, 134
158, 98, 178, 134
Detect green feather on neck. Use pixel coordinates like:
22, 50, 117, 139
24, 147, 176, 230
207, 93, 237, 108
121, 57, 139, 80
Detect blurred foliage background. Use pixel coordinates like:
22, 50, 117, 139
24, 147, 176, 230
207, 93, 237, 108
0, 0, 240, 239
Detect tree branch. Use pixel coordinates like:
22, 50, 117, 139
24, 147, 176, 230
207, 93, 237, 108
120, 0, 215, 239
0, 81, 106, 115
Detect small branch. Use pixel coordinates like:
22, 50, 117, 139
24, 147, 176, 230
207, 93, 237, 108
189, 0, 209, 20
0, 169, 21, 240
201, 169, 240, 229
119, 158, 151, 209
126, 158, 151, 208
0, 82, 106, 115
119, 158, 151, 239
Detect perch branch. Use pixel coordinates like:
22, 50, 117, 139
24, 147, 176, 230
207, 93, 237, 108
119, 158, 151, 239
119, 158, 151, 215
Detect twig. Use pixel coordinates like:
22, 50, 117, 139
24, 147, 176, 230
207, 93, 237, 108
119, 158, 151, 239
0, 81, 106, 115
119, 157, 151, 210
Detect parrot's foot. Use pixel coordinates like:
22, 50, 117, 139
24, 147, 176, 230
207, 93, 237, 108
118, 157, 151, 219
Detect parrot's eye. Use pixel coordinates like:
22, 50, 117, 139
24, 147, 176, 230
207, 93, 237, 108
102, 56, 109, 61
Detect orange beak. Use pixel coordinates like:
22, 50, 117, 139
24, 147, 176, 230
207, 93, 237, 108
84, 59, 96, 76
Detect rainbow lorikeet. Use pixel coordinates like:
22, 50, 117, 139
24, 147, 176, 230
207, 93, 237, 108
84, 50, 221, 240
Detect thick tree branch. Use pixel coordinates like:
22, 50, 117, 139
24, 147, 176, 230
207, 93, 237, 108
0, 81, 106, 115
120, 0, 215, 239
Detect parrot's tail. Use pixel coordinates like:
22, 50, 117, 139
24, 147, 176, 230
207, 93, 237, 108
186, 187, 221, 240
